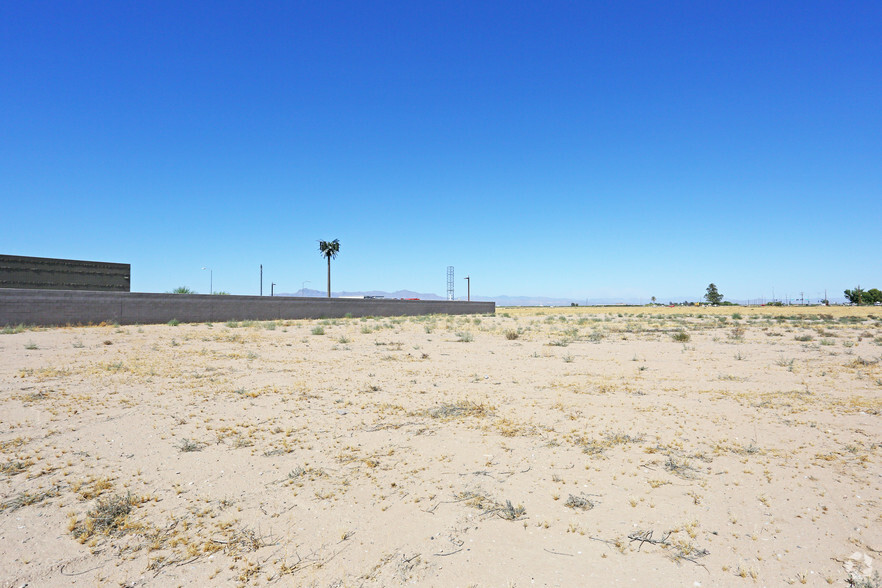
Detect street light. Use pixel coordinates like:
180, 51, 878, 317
201, 267, 212, 295
301, 281, 310, 297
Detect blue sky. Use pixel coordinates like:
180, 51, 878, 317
2, 1, 879, 303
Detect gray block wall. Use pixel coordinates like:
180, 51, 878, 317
0, 289, 494, 326
0, 254, 130, 291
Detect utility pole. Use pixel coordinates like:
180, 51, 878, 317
260, 265, 263, 296
464, 276, 470, 302
202, 267, 212, 295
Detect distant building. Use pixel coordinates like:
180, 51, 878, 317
0, 254, 130, 292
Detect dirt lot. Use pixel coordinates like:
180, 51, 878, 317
1, 307, 880, 586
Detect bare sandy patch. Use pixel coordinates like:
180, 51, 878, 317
1, 310, 880, 586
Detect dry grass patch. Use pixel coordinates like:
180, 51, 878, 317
426, 400, 494, 420
70, 492, 146, 542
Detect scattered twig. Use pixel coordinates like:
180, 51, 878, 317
364, 421, 421, 432
60, 561, 106, 576
588, 536, 617, 549
670, 550, 711, 570
628, 529, 672, 550
459, 470, 493, 477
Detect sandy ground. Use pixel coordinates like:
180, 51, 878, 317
1, 307, 880, 587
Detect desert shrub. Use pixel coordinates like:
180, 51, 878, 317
498, 500, 527, 520
71, 492, 140, 540
564, 494, 595, 511
1, 324, 27, 334
671, 331, 691, 342
178, 438, 203, 452
428, 400, 492, 420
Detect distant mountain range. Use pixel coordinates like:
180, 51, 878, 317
277, 288, 846, 306
278, 288, 652, 306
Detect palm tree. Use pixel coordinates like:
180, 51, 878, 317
318, 239, 340, 298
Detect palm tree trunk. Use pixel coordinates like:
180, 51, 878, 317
327, 256, 331, 298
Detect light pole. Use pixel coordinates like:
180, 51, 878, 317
201, 267, 212, 295
271, 282, 276, 297
301, 281, 310, 297
464, 276, 470, 302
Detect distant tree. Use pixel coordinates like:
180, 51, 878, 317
171, 286, 194, 294
844, 286, 865, 305
651, 296, 657, 305
865, 288, 882, 305
318, 239, 341, 298
704, 283, 723, 305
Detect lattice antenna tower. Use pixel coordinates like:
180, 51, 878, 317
447, 266, 455, 301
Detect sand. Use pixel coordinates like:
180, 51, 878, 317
1, 307, 880, 586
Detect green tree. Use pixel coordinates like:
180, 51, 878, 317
844, 286, 865, 305
318, 239, 341, 298
171, 286, 194, 294
865, 288, 882, 305
704, 283, 723, 305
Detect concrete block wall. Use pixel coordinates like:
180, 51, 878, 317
0, 254, 130, 291
0, 289, 495, 326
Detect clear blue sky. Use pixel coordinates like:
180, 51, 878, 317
3, 1, 879, 302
